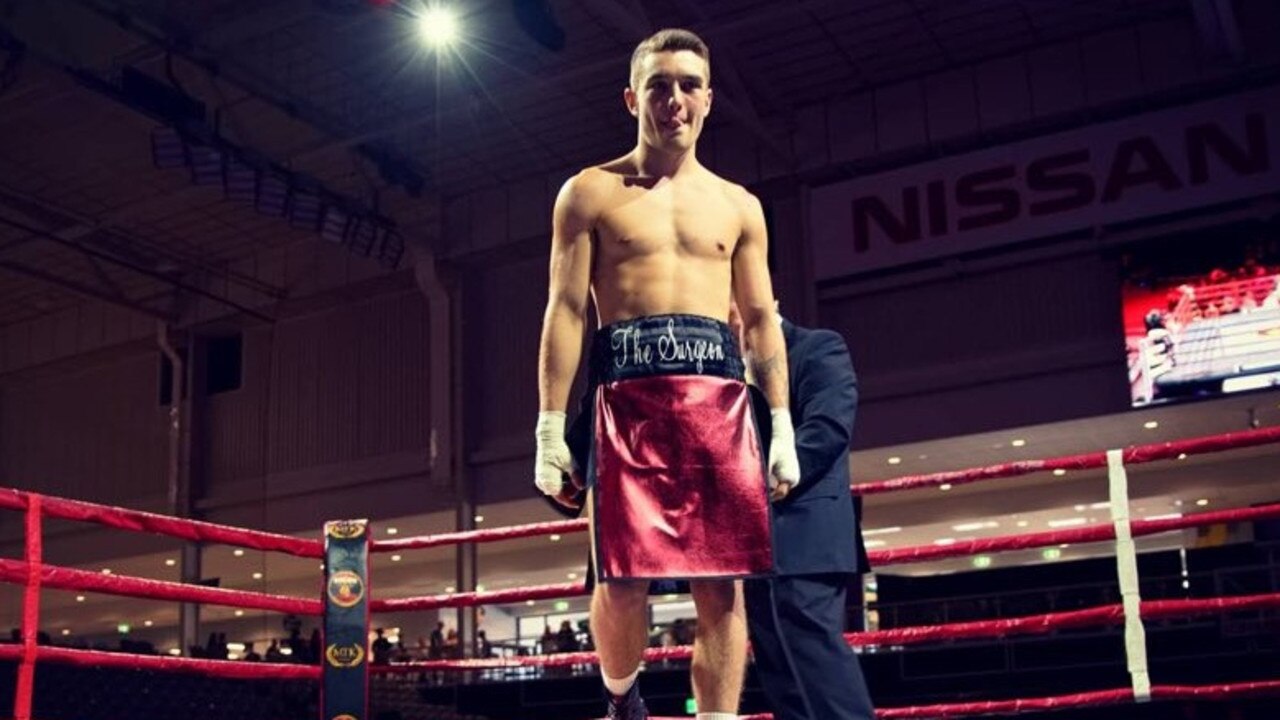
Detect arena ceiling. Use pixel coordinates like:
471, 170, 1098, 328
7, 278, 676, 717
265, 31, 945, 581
4, 0, 1274, 644
0, 0, 1188, 328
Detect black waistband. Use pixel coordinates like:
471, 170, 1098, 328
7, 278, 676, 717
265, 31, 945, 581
589, 314, 745, 385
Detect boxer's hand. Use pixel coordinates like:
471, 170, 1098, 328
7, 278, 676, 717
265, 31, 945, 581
768, 408, 800, 501
534, 411, 573, 497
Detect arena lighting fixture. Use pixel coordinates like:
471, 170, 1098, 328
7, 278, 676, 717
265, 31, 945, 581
234, 610, 244, 617
289, 189, 323, 230
150, 126, 187, 168
101, 568, 112, 574
61, 629, 71, 636
348, 217, 379, 257
252, 572, 264, 579
549, 534, 561, 542
1196, 498, 1210, 506
188, 143, 224, 186
567, 572, 578, 580
255, 171, 290, 217
952, 521, 998, 532
1016, 520, 1029, 527
525, 600, 536, 606
1011, 439, 1026, 447
144, 620, 153, 627
445, 585, 456, 593
886, 456, 901, 465
1047, 517, 1088, 528
378, 229, 406, 269
390, 554, 402, 562
320, 205, 353, 245
386, 527, 398, 535
1053, 468, 1067, 476
416, 5, 459, 46
75, 595, 85, 602
233, 549, 245, 557
1042, 548, 1062, 560
1177, 453, 1188, 460
474, 515, 484, 523
972, 555, 993, 569
224, 156, 257, 202
1074, 504, 1087, 512
168, 648, 182, 656
476, 584, 485, 592
279, 647, 293, 656
1089, 502, 1111, 510
863, 539, 886, 549
164, 558, 176, 567
226, 642, 245, 653
933, 538, 956, 546
863, 526, 901, 536
939, 483, 952, 491
1143, 420, 1160, 429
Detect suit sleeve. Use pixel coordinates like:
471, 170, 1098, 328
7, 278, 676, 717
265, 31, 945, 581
793, 331, 859, 491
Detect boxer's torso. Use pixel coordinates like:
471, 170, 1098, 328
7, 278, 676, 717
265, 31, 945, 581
578, 161, 747, 327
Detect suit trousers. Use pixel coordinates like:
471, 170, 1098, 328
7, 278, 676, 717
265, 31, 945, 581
745, 574, 875, 720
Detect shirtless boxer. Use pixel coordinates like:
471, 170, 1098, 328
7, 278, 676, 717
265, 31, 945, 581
533, 28, 800, 720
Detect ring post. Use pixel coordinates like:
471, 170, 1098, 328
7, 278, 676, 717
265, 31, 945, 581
322, 519, 371, 720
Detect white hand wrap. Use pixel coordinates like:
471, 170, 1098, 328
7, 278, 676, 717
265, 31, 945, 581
534, 411, 573, 497
768, 408, 801, 490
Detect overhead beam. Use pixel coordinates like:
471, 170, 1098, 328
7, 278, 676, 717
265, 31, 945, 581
0, 258, 176, 322
0, 213, 274, 323
1190, 0, 1245, 63
289, 0, 842, 165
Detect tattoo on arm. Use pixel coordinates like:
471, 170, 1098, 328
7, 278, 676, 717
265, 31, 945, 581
750, 352, 782, 380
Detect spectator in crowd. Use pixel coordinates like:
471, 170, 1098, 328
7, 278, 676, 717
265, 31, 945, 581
372, 628, 393, 665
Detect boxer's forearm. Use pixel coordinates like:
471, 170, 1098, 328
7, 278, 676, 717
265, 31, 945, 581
745, 315, 789, 409
538, 301, 586, 412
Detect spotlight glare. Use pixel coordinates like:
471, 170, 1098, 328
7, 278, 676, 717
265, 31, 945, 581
417, 7, 459, 46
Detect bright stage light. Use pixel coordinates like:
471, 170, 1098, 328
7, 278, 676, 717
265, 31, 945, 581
417, 6, 459, 47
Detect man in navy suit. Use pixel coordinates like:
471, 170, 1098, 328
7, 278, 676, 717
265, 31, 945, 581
542, 311, 874, 718
742, 314, 875, 720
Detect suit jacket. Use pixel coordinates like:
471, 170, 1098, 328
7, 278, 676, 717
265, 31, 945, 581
544, 320, 869, 577
774, 319, 867, 576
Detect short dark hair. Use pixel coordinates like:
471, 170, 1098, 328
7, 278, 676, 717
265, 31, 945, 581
629, 28, 710, 89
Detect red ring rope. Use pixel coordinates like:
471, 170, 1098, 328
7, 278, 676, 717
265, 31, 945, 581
856, 425, 1280, 495
371, 581, 588, 613
15, 494, 41, 720
0, 644, 319, 680
365, 426, 1280, 552
0, 559, 322, 615
371, 591, 1280, 671
365, 504, 1280, 614
3, 424, 1280, 719
868, 503, 1280, 565
735, 680, 1280, 719
0, 488, 322, 558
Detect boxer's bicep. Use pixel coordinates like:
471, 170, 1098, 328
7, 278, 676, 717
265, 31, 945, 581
732, 190, 789, 408
540, 174, 597, 411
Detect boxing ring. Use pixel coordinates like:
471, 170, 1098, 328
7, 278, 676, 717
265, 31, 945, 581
4, 426, 1280, 719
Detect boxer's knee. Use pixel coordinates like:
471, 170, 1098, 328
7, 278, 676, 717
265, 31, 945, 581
690, 579, 743, 621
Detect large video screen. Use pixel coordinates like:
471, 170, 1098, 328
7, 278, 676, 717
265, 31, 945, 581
1123, 219, 1280, 407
